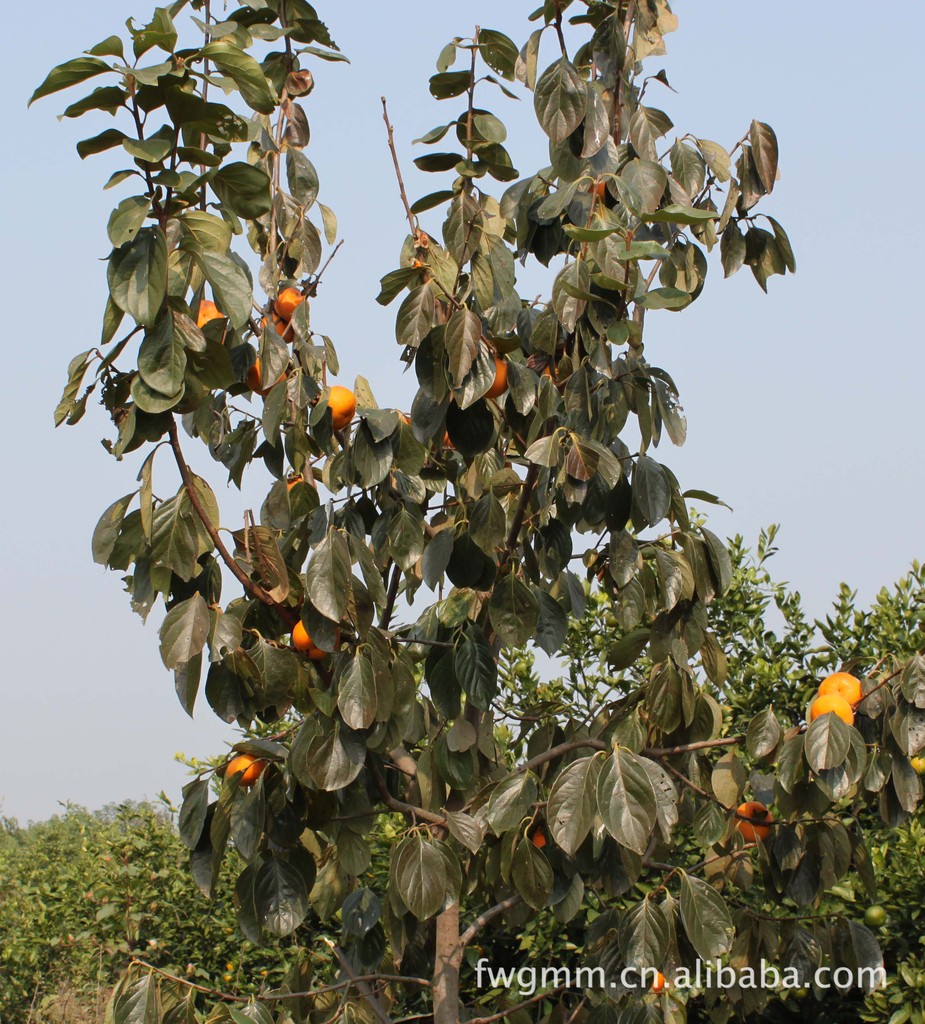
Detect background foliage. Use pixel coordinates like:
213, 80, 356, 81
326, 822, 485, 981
4, 543, 925, 1022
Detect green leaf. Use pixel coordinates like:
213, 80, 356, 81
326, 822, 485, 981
767, 216, 796, 273
182, 210, 233, 252
92, 493, 135, 565
396, 283, 435, 348
478, 29, 519, 80
711, 751, 746, 809
645, 204, 719, 225
178, 777, 209, 849
255, 856, 309, 936
151, 489, 204, 581
55, 350, 95, 427
597, 749, 657, 855
123, 136, 172, 164
388, 506, 425, 571
77, 128, 128, 159
552, 260, 590, 332
429, 71, 472, 99
486, 772, 538, 834
445, 307, 482, 387
720, 224, 746, 277
410, 189, 456, 215
670, 140, 706, 197
290, 719, 364, 792
88, 36, 125, 59
488, 572, 539, 647
696, 137, 731, 182
629, 105, 673, 162
232, 524, 290, 603
193, 249, 252, 328
201, 42, 277, 114
338, 651, 378, 730
376, 268, 418, 305
342, 888, 381, 938
547, 756, 601, 856
395, 837, 447, 920
637, 286, 690, 310
286, 149, 319, 208
444, 192, 483, 265
61, 85, 126, 119
534, 590, 569, 656
453, 622, 498, 711
138, 311, 186, 395
445, 811, 485, 854
746, 708, 782, 760
110, 972, 159, 1024
679, 873, 734, 959
534, 58, 587, 145
633, 456, 671, 526
619, 899, 669, 971
211, 162, 272, 218
108, 227, 168, 327
749, 120, 779, 193
512, 839, 553, 910
107, 195, 150, 248
305, 529, 351, 622
805, 711, 851, 772
159, 594, 210, 669
30, 57, 112, 106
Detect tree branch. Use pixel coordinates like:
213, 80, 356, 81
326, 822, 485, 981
323, 937, 393, 1024
368, 754, 447, 828
516, 738, 607, 776
166, 418, 297, 626
501, 463, 540, 564
642, 735, 743, 758
459, 895, 522, 947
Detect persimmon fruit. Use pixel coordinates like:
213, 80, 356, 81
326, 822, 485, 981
809, 692, 854, 726
292, 621, 339, 660
327, 386, 356, 431
736, 800, 773, 842
225, 753, 266, 787
818, 672, 862, 705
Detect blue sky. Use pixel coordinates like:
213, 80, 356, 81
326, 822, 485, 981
2, 1, 922, 823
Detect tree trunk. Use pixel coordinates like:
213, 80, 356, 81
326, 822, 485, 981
433, 902, 462, 1024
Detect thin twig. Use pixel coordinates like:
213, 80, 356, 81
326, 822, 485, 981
552, 3, 567, 56
381, 98, 418, 234
468, 987, 567, 1024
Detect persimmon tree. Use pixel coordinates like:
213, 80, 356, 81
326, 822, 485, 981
35, 1, 925, 1022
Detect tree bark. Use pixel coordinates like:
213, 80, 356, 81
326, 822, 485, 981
433, 903, 462, 1024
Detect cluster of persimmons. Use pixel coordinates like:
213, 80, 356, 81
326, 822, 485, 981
733, 671, 864, 847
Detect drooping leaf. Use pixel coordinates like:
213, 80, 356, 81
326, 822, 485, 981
679, 873, 734, 959
547, 756, 601, 856
534, 58, 587, 145
254, 855, 309, 936
159, 593, 210, 669
597, 749, 658, 855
